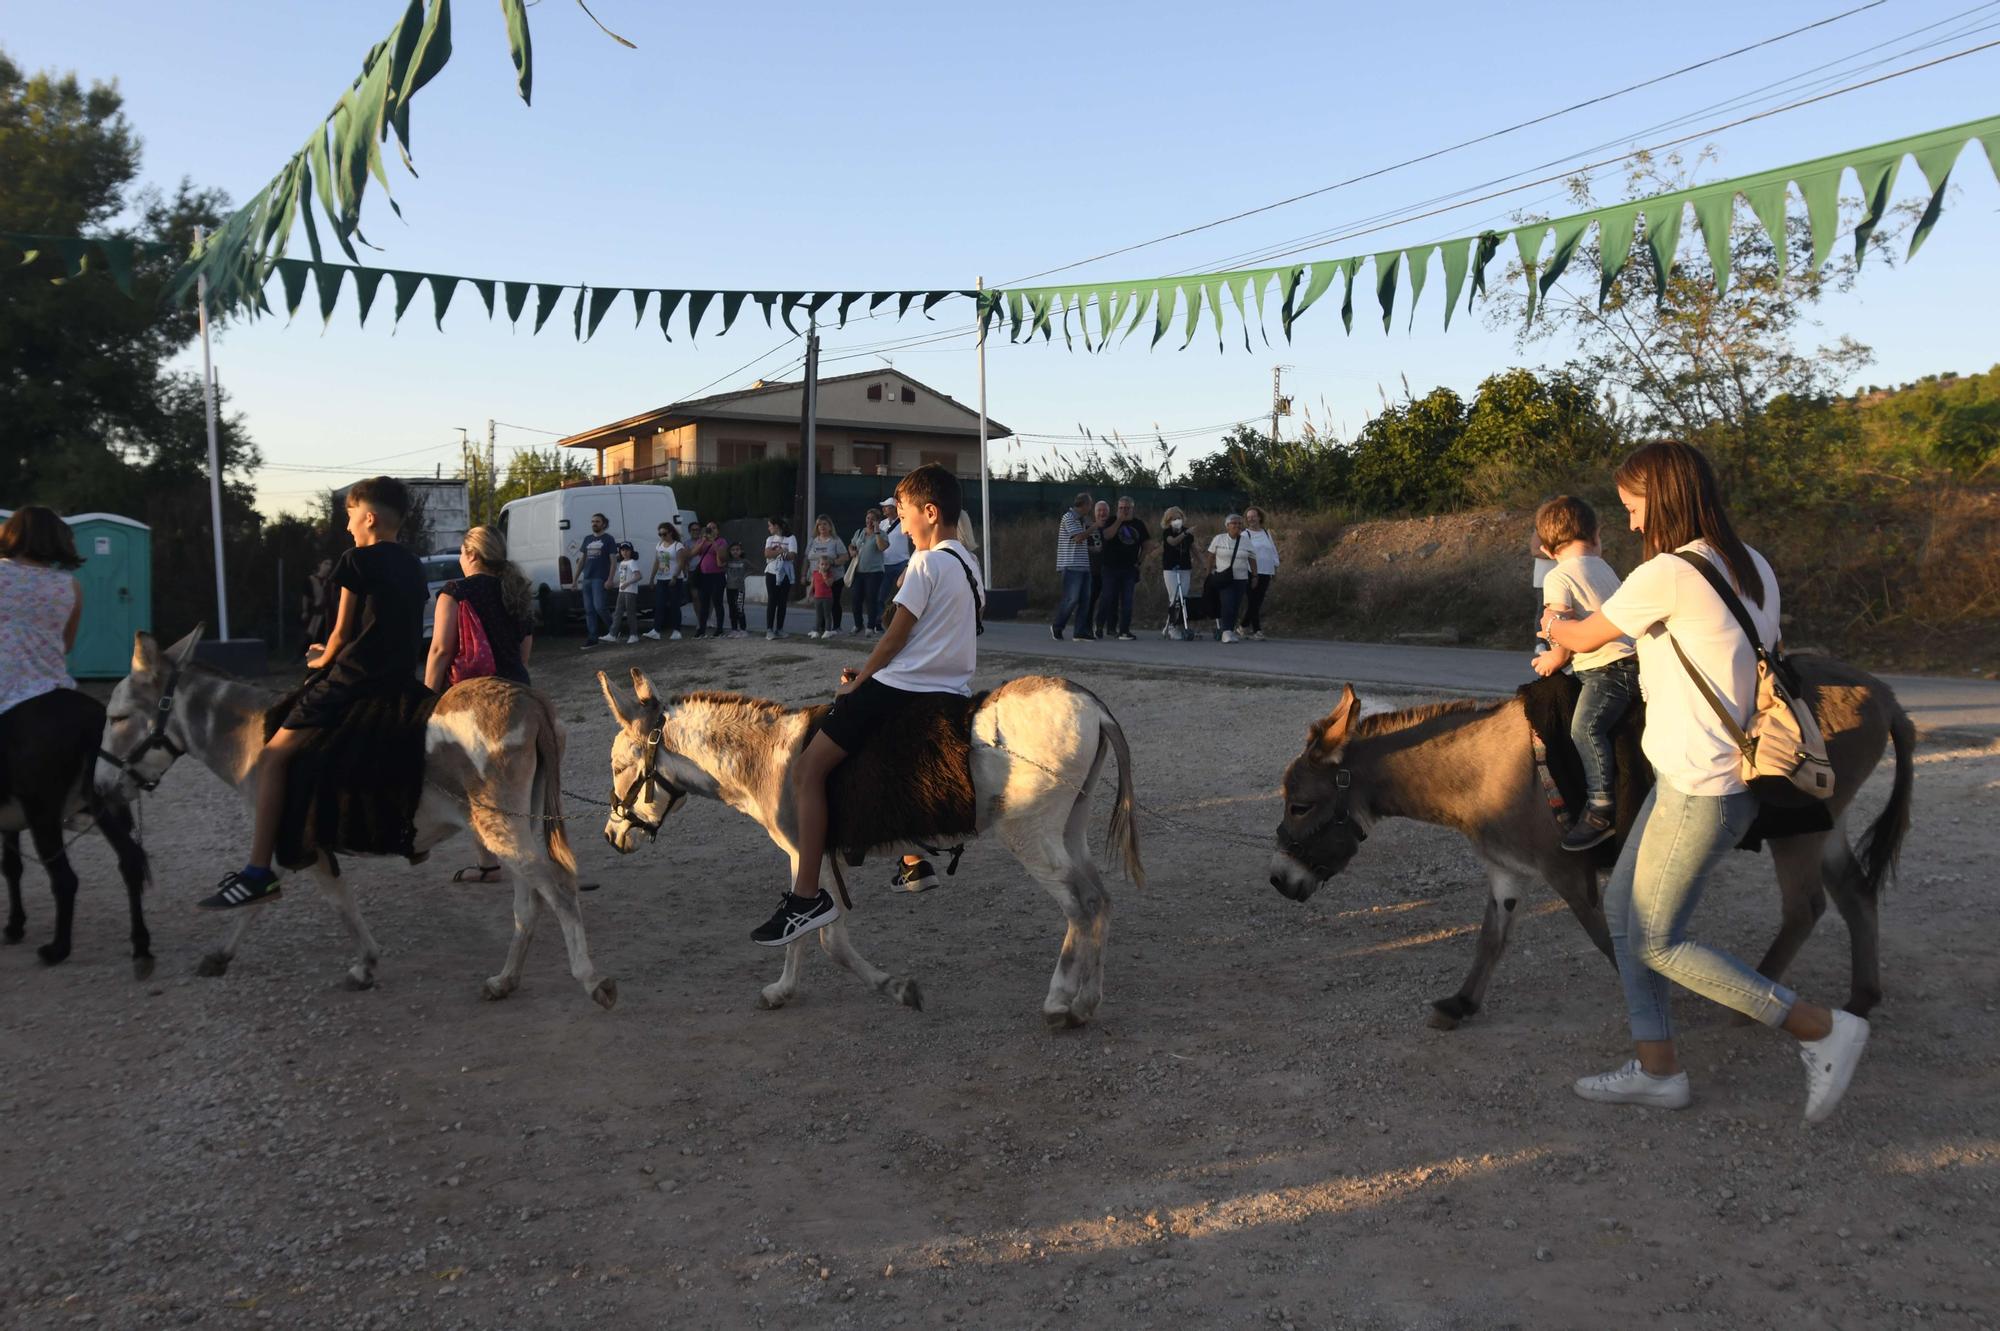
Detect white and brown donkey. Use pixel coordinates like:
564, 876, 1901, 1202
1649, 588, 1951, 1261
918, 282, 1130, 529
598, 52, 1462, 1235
97, 628, 615, 1008
597, 668, 1143, 1027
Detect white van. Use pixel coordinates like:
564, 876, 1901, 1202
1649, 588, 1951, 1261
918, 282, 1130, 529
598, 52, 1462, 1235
498, 484, 697, 631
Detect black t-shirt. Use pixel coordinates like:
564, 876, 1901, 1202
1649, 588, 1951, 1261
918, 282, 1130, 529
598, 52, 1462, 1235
443, 573, 532, 685
326, 542, 427, 689
1101, 518, 1150, 572
1160, 524, 1194, 570
1085, 519, 1107, 571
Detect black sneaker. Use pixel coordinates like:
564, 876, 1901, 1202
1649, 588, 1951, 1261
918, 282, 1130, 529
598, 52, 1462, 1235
1050, 625, 1063, 641
580, 639, 598, 650
198, 870, 282, 910
890, 859, 939, 893
750, 890, 841, 946
1561, 805, 1616, 852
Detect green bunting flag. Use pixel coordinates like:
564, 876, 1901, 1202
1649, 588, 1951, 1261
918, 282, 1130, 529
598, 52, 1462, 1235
977, 113, 2000, 350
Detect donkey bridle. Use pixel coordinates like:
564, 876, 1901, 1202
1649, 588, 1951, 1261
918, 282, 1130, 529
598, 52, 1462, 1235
1278, 765, 1368, 863
610, 727, 688, 839
97, 660, 187, 793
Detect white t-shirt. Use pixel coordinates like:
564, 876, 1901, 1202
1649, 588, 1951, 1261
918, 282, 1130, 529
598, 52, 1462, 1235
655, 540, 685, 581
615, 558, 642, 592
1600, 540, 1781, 798
1208, 531, 1254, 579
1244, 528, 1281, 575
874, 540, 982, 696
880, 523, 912, 566
1544, 553, 1634, 673
763, 532, 797, 580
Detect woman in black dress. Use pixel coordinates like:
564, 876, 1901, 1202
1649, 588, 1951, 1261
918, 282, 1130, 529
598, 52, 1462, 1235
424, 525, 536, 881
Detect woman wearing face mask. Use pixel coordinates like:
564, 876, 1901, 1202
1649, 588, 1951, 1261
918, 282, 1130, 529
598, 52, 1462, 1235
1158, 507, 1195, 639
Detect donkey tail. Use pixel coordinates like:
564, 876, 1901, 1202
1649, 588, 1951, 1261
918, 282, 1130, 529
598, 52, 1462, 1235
1855, 700, 1914, 898
532, 692, 578, 882
1099, 705, 1146, 890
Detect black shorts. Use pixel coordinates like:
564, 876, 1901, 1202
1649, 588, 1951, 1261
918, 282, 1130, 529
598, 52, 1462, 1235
819, 677, 934, 753
280, 675, 372, 730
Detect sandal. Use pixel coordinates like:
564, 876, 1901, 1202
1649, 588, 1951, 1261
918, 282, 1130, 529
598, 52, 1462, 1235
451, 865, 504, 883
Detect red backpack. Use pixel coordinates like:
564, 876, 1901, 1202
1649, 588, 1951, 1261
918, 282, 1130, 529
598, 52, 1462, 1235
448, 596, 496, 685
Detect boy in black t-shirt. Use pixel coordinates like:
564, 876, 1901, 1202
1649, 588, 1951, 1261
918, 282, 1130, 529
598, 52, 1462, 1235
198, 476, 429, 909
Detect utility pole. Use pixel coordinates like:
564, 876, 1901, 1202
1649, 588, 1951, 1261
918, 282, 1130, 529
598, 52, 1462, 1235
485, 419, 497, 525
975, 276, 992, 586
194, 224, 231, 641
796, 319, 820, 589
1269, 364, 1294, 444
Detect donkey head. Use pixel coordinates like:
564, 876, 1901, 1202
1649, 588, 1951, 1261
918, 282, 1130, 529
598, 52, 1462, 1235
597, 667, 686, 853
98, 625, 205, 798
1269, 683, 1371, 900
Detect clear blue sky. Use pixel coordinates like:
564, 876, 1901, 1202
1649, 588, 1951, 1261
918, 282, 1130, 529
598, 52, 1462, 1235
10, 0, 2000, 513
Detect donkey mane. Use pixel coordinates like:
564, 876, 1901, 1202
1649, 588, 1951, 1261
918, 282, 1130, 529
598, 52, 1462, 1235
672, 690, 793, 718
1355, 696, 1502, 739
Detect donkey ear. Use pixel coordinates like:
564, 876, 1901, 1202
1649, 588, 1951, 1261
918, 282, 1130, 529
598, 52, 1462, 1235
630, 668, 660, 708
132, 631, 160, 674
1308, 683, 1359, 762
167, 623, 204, 669
597, 670, 637, 731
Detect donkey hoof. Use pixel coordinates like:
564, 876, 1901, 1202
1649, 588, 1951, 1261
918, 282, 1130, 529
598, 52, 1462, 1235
888, 977, 924, 1012
37, 942, 70, 966
1043, 1007, 1088, 1031
344, 972, 376, 992
195, 952, 230, 977
481, 976, 516, 1002
3, 923, 23, 944
1843, 990, 1881, 1018
132, 955, 156, 981
591, 978, 619, 1010
1428, 996, 1479, 1030
756, 986, 790, 1010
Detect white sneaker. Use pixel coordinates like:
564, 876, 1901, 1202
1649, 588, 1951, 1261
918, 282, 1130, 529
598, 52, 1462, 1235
825, 627, 840, 637
1799, 1010, 1869, 1124
1572, 1060, 1692, 1109
625, 635, 640, 644
670, 630, 683, 641
764, 631, 776, 641
1221, 630, 1241, 644
642, 629, 661, 640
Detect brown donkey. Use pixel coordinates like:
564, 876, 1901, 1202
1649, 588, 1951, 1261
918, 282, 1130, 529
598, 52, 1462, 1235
1269, 656, 1913, 1029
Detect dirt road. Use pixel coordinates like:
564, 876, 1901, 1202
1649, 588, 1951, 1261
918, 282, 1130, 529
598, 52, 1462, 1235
3, 641, 1995, 1329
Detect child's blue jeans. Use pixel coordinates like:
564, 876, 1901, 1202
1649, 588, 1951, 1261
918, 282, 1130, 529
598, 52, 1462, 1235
1572, 657, 1639, 807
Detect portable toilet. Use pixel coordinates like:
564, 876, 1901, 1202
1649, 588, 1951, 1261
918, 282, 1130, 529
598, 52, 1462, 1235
0, 509, 153, 679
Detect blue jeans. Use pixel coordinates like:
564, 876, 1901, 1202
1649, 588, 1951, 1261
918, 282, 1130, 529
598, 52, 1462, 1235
1606, 783, 1796, 1043
1053, 568, 1091, 636
652, 578, 684, 633
1572, 657, 1640, 806
581, 577, 610, 641
1216, 577, 1244, 633
1096, 566, 1139, 635
851, 570, 884, 630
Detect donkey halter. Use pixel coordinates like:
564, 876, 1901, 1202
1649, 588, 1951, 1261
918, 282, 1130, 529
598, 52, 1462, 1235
1281, 765, 1368, 858
609, 726, 687, 840
98, 658, 188, 793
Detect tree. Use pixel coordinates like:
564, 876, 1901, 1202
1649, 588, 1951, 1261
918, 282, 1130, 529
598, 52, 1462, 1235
1450, 367, 1621, 506
494, 447, 593, 508
1346, 387, 1467, 513
1183, 424, 1351, 506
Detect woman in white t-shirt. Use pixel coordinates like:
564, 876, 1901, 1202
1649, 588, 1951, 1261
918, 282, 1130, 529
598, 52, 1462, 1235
1544, 441, 1867, 1124
1204, 513, 1257, 644
762, 515, 798, 640
1240, 506, 1282, 640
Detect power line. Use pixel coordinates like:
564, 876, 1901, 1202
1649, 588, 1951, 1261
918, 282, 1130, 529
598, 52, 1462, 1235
997, 0, 1892, 286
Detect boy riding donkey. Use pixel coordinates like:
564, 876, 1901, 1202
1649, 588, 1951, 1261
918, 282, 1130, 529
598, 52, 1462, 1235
199, 477, 428, 909
750, 463, 984, 945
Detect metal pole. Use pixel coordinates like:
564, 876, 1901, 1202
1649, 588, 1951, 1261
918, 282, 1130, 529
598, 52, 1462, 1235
486, 418, 497, 526
803, 319, 819, 555
976, 277, 992, 586
194, 225, 231, 640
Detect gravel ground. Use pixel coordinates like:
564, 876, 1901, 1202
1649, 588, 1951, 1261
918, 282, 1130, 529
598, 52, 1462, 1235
3, 637, 1996, 1330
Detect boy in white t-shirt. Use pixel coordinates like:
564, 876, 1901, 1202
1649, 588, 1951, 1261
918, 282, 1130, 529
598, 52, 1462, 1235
751, 463, 985, 946
1532, 495, 1638, 852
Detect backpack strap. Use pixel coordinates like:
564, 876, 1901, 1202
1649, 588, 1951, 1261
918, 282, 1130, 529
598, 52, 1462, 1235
1668, 549, 1760, 754
1673, 550, 1766, 652
936, 547, 986, 634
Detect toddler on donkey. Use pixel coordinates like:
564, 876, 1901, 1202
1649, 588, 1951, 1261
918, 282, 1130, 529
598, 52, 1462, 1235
750, 463, 984, 945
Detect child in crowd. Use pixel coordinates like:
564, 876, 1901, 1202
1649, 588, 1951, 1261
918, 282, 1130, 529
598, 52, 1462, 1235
199, 476, 428, 909
1532, 495, 1639, 851
611, 542, 642, 644
809, 557, 838, 638
724, 542, 750, 637
750, 463, 983, 946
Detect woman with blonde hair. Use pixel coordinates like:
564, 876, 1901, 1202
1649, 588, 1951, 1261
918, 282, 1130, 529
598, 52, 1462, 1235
1158, 506, 1195, 638
804, 514, 849, 638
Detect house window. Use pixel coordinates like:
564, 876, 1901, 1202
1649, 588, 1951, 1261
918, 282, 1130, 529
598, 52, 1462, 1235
815, 444, 836, 474
851, 441, 888, 476
919, 449, 959, 473
717, 438, 767, 468
866, 383, 883, 401
900, 387, 916, 403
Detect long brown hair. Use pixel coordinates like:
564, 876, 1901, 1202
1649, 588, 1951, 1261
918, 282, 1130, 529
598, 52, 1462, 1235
1614, 440, 1765, 607
0, 506, 83, 569
462, 525, 535, 627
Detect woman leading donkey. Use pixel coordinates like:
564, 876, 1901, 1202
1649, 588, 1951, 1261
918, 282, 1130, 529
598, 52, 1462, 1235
1542, 441, 1867, 1123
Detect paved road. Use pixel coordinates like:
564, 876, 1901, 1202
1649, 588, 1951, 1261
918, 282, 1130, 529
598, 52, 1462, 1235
979, 621, 2000, 741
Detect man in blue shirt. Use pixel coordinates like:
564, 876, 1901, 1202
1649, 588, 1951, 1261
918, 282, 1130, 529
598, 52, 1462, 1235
577, 512, 618, 649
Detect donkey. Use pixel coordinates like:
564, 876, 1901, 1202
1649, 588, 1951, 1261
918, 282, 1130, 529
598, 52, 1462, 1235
1, 687, 153, 975
1269, 657, 1914, 1029
596, 667, 1143, 1027
97, 627, 615, 1008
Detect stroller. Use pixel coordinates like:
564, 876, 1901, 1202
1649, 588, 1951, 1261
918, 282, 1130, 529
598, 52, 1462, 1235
1162, 581, 1195, 641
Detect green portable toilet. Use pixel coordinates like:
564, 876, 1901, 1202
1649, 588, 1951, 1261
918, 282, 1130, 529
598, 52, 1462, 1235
65, 513, 152, 677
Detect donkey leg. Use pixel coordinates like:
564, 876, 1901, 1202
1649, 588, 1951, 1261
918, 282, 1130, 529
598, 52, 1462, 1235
3, 831, 23, 944
28, 818, 78, 966
818, 919, 923, 1011
482, 876, 542, 1002
197, 908, 262, 976
529, 875, 615, 1010
1752, 834, 1829, 987
1429, 868, 1531, 1030
1817, 823, 1883, 1017
311, 866, 385, 990
1004, 819, 1109, 1030
95, 801, 154, 978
